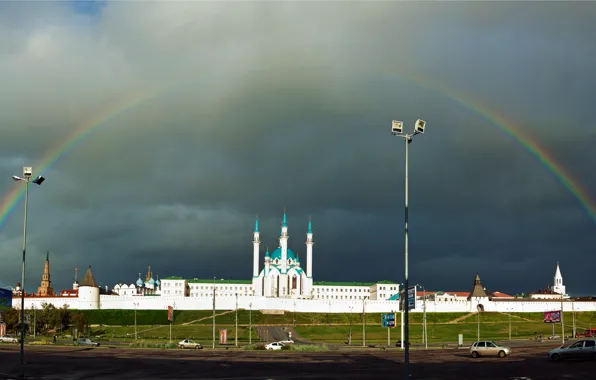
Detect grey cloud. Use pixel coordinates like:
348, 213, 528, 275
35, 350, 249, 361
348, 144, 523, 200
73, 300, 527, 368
0, 1, 595, 294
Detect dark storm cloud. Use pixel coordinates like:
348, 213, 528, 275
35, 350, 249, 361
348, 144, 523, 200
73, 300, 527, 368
0, 1, 595, 295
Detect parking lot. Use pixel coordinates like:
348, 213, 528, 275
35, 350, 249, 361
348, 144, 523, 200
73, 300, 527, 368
0, 343, 593, 379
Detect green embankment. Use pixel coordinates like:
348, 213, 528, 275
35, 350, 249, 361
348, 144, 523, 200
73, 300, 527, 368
77, 310, 596, 344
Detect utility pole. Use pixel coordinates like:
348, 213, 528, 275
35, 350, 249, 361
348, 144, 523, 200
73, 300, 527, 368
572, 302, 576, 338
169, 302, 175, 344
134, 302, 138, 340
423, 290, 427, 349
509, 311, 511, 342
560, 292, 565, 345
235, 293, 238, 347
477, 301, 481, 341
212, 277, 216, 349
249, 302, 252, 345
348, 306, 353, 345
362, 298, 366, 347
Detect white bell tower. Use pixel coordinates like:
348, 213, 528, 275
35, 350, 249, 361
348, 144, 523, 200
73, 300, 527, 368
552, 262, 566, 296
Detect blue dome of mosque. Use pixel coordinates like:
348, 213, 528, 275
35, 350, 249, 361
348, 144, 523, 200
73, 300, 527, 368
270, 247, 296, 261
136, 276, 144, 287
148, 277, 155, 286
155, 276, 161, 287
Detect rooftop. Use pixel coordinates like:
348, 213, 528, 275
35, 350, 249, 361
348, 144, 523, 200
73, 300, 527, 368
313, 281, 375, 287
188, 278, 252, 284
80, 267, 98, 287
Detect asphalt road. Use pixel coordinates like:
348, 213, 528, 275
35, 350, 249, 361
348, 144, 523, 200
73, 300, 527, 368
0, 343, 593, 380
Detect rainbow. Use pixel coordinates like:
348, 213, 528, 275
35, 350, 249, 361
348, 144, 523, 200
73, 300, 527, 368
0, 86, 159, 230
384, 72, 596, 223
0, 73, 594, 232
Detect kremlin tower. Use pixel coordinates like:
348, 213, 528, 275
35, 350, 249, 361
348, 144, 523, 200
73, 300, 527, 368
37, 251, 55, 296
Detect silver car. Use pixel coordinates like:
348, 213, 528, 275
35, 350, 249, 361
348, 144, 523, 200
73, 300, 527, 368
470, 341, 511, 358
76, 338, 100, 347
0, 335, 19, 343
548, 339, 596, 361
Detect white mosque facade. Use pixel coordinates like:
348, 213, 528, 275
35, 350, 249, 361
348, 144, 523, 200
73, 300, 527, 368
9, 213, 596, 314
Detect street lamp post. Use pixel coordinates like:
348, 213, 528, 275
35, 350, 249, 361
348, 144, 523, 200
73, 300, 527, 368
134, 302, 139, 340
508, 308, 512, 342
249, 301, 252, 345
212, 277, 216, 349
235, 293, 238, 347
12, 167, 45, 378
560, 292, 565, 345
572, 301, 576, 338
170, 302, 176, 344
392, 119, 426, 380
348, 306, 353, 345
477, 301, 480, 341
417, 284, 428, 349
362, 297, 366, 347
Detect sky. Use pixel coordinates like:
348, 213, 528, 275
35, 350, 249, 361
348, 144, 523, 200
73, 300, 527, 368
0, 1, 595, 296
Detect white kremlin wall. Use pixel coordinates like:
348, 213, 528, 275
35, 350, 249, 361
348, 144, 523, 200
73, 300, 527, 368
14, 292, 596, 314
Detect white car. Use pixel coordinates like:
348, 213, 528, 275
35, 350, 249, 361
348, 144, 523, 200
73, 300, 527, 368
470, 341, 511, 358
76, 338, 100, 347
0, 335, 18, 343
548, 339, 596, 361
265, 342, 285, 350
178, 339, 203, 349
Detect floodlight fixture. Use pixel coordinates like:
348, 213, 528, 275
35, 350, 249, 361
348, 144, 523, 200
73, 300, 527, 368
23, 167, 32, 178
32, 176, 45, 185
12, 176, 22, 182
392, 120, 404, 135
414, 119, 426, 134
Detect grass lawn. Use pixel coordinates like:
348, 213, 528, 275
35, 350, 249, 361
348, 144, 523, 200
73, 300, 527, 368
92, 324, 257, 344
296, 315, 596, 345
52, 310, 596, 345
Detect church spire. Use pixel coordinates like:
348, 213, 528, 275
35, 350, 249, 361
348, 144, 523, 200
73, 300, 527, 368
46, 250, 49, 261
555, 262, 562, 278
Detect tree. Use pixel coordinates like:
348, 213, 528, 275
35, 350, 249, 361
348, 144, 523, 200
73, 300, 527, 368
2, 308, 19, 333
71, 313, 87, 337
57, 305, 71, 333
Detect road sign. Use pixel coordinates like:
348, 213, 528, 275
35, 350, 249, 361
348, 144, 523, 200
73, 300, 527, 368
0, 322, 6, 337
220, 329, 227, 344
407, 286, 417, 310
399, 286, 417, 311
382, 313, 396, 328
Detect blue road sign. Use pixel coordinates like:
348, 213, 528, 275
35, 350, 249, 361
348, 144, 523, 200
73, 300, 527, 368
0, 287, 12, 311
407, 286, 416, 311
382, 313, 396, 328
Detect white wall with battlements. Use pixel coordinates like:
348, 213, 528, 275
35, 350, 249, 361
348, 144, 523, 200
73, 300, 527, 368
13, 296, 80, 310
13, 292, 596, 314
